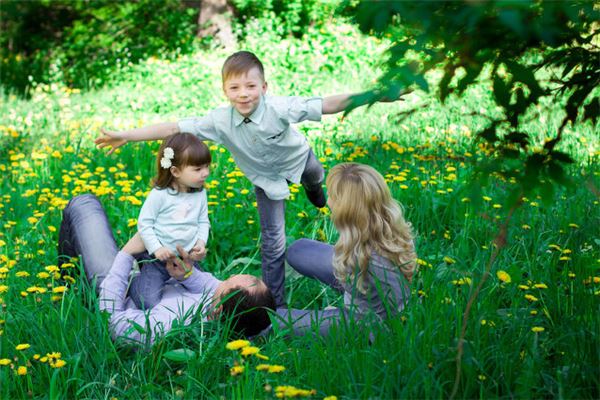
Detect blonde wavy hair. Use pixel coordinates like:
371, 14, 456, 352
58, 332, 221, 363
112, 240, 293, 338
326, 163, 416, 293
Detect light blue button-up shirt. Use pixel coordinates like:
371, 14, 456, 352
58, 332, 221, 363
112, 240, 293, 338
178, 95, 323, 200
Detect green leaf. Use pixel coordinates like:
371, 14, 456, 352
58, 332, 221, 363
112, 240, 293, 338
163, 348, 197, 362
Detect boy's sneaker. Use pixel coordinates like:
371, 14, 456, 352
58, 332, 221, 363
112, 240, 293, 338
305, 186, 326, 208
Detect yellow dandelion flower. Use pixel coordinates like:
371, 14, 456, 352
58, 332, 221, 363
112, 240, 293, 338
324, 396, 338, 400
496, 270, 511, 283
240, 346, 260, 357
52, 286, 68, 293
533, 283, 547, 289
15, 343, 30, 351
531, 326, 545, 333
230, 365, 245, 376
225, 339, 250, 351
0, 358, 11, 366
0, 285, 8, 294
256, 364, 270, 371
522, 224, 531, 230
51, 359, 66, 368
45, 265, 59, 273
15, 271, 30, 277
268, 365, 285, 373
524, 294, 538, 302
17, 366, 27, 375
37, 272, 50, 279
482, 196, 492, 202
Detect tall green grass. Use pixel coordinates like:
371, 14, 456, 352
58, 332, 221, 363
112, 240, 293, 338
0, 22, 598, 398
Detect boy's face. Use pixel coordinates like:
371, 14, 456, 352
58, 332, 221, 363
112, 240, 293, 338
223, 67, 267, 117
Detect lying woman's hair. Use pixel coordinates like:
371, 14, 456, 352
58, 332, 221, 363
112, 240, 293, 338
326, 163, 417, 293
220, 281, 276, 337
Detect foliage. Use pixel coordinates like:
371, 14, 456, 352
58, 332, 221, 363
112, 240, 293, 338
342, 0, 599, 201
0, 0, 197, 95
231, 0, 341, 38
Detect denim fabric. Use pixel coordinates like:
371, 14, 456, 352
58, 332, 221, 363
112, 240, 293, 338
58, 194, 119, 292
273, 307, 342, 337
128, 258, 171, 309
255, 149, 325, 307
300, 148, 325, 193
286, 238, 344, 292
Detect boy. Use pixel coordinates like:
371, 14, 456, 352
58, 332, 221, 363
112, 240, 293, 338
96, 51, 403, 307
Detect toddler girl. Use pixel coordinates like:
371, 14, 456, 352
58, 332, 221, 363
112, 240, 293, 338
127, 132, 212, 309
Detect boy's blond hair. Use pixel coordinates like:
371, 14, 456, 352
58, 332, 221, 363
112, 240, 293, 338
222, 51, 265, 83
326, 163, 417, 293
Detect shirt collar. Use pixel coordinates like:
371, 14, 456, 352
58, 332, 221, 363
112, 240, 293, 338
232, 95, 266, 126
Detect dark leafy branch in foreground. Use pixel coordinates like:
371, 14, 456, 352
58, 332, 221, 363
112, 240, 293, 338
343, 0, 599, 200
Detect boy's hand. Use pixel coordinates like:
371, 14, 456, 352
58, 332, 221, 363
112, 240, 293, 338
154, 246, 175, 262
189, 240, 207, 262
95, 128, 127, 155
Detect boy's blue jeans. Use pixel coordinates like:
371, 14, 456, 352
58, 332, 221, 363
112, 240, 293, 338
256, 148, 324, 307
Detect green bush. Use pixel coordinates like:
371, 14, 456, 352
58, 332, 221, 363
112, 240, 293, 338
0, 0, 197, 95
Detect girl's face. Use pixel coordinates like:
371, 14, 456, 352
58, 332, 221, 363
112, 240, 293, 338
172, 164, 210, 191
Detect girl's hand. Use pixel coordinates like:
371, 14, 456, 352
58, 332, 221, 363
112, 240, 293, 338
154, 247, 175, 262
95, 128, 127, 155
189, 240, 207, 262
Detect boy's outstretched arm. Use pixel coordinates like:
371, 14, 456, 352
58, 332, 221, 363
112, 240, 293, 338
95, 122, 180, 155
322, 93, 358, 115
322, 89, 411, 115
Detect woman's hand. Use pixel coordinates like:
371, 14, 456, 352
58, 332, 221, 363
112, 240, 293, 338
166, 245, 193, 281
95, 128, 127, 155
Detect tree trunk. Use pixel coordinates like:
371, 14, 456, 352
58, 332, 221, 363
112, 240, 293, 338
196, 0, 236, 50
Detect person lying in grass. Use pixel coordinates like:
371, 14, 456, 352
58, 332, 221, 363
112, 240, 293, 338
123, 132, 212, 310
58, 194, 275, 344
281, 162, 417, 335
95, 50, 407, 308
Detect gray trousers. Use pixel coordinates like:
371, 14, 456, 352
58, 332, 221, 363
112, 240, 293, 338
256, 149, 324, 307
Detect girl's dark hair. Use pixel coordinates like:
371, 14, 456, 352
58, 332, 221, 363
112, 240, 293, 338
153, 132, 211, 191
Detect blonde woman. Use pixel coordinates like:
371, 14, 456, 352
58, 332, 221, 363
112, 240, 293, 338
283, 162, 416, 333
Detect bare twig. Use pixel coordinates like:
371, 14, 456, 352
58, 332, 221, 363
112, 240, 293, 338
449, 193, 522, 399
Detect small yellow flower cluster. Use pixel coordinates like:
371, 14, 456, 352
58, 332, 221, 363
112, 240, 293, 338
225, 340, 334, 398
274, 385, 316, 398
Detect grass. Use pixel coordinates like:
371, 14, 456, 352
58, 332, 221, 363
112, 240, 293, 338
0, 21, 599, 399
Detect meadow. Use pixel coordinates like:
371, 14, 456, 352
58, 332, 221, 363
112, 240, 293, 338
0, 22, 599, 398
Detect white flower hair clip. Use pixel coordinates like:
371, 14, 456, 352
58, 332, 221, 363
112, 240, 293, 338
160, 147, 175, 169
